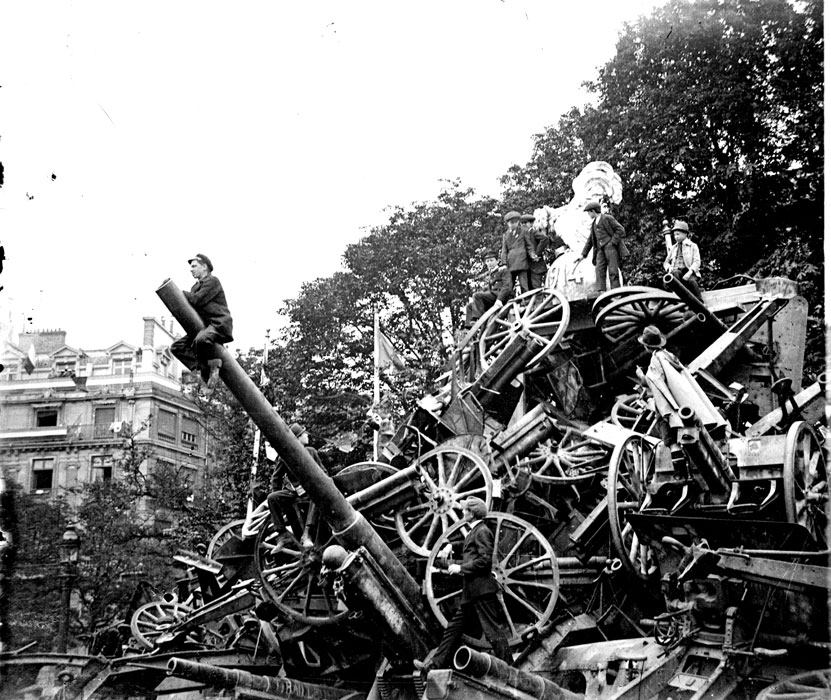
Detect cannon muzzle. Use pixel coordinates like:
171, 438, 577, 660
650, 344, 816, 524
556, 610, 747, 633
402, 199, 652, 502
453, 646, 580, 700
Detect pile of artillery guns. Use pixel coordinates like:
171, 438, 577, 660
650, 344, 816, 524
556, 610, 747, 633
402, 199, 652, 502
7, 274, 828, 699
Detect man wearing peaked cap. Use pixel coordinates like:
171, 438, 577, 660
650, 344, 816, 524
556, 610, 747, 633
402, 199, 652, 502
423, 495, 511, 671
464, 250, 512, 328
663, 220, 703, 300
171, 253, 234, 389
576, 200, 628, 291
500, 211, 534, 293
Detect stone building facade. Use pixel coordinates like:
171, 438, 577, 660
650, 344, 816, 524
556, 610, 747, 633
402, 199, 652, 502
0, 318, 206, 518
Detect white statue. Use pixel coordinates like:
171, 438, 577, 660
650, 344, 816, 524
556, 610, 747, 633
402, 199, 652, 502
538, 161, 624, 295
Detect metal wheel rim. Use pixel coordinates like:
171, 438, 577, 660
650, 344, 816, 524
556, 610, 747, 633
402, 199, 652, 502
478, 288, 570, 370
424, 513, 559, 647
207, 519, 245, 560
254, 516, 347, 627
607, 435, 659, 580
395, 446, 493, 557
130, 601, 196, 650
756, 668, 831, 699
591, 286, 663, 318
783, 421, 827, 547
594, 291, 687, 344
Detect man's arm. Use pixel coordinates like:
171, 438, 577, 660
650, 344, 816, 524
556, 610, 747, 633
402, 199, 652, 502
459, 526, 494, 575
499, 233, 509, 266
578, 233, 593, 260
184, 276, 222, 307
523, 229, 539, 261
685, 242, 701, 278
663, 245, 673, 272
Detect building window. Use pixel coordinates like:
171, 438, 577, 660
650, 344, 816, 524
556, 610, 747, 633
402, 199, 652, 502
157, 409, 177, 442
32, 458, 54, 491
35, 409, 58, 427
54, 359, 76, 376
181, 416, 199, 449
94, 406, 116, 438
91, 455, 114, 481
112, 354, 132, 375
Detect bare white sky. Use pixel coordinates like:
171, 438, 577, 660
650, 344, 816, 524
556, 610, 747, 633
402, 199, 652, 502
0, 0, 664, 352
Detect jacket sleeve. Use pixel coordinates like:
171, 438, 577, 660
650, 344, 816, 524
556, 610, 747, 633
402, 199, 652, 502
460, 525, 494, 575
184, 276, 222, 307
523, 229, 537, 259
580, 233, 593, 258
499, 232, 508, 266
688, 242, 701, 276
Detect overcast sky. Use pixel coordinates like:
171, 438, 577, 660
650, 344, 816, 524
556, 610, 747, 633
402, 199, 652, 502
0, 0, 665, 352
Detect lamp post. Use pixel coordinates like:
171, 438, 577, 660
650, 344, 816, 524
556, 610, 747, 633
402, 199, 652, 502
56, 525, 80, 654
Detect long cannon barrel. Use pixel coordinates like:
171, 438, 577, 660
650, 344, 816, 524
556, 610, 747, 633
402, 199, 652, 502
166, 658, 361, 699
453, 647, 580, 700
745, 374, 826, 437
156, 279, 430, 621
663, 273, 727, 336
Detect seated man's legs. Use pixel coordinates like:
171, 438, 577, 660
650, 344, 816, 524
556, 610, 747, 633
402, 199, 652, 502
171, 335, 198, 370
267, 490, 304, 539
466, 291, 497, 327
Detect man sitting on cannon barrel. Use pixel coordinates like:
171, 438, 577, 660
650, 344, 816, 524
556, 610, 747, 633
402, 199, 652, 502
464, 250, 512, 329
171, 253, 233, 388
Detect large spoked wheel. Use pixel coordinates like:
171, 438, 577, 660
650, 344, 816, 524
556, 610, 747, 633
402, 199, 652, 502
479, 289, 570, 369
594, 290, 687, 345
756, 669, 831, 699
395, 447, 493, 557
334, 461, 399, 541
591, 286, 662, 319
607, 435, 659, 580
529, 431, 611, 485
254, 510, 347, 627
424, 513, 558, 648
783, 421, 828, 547
611, 392, 655, 433
130, 601, 223, 650
207, 519, 245, 560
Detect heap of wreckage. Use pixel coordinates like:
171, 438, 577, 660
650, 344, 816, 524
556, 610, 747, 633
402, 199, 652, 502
2, 250, 828, 699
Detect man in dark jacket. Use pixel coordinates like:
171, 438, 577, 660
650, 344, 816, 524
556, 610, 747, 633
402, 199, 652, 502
524, 213, 549, 290
464, 251, 512, 328
500, 211, 534, 293
171, 253, 234, 387
426, 497, 511, 669
576, 201, 627, 291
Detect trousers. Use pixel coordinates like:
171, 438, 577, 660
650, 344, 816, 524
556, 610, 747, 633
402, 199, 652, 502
595, 243, 622, 291
668, 269, 703, 300
171, 326, 230, 371
509, 270, 531, 294
465, 291, 500, 326
432, 594, 511, 668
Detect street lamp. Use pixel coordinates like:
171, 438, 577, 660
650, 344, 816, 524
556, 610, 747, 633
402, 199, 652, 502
56, 525, 81, 654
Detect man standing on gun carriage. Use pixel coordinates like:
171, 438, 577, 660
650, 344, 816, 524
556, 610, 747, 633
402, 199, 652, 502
575, 200, 628, 291
171, 253, 233, 389
417, 497, 511, 672
500, 210, 535, 293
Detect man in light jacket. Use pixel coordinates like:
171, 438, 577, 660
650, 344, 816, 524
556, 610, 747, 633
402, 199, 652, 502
663, 220, 703, 300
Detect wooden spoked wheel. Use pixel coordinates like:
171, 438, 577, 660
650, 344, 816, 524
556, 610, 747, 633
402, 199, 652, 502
334, 461, 399, 540
607, 435, 659, 580
529, 435, 610, 485
241, 501, 271, 539
783, 421, 828, 547
591, 286, 662, 319
756, 669, 831, 699
478, 288, 570, 370
424, 513, 558, 647
130, 601, 222, 650
395, 447, 493, 557
254, 509, 347, 627
611, 392, 654, 433
594, 291, 687, 345
207, 519, 245, 560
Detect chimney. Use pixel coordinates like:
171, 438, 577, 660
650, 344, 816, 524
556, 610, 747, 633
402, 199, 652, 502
143, 317, 155, 346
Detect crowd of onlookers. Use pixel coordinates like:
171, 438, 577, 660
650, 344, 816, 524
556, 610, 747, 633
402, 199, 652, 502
465, 203, 703, 327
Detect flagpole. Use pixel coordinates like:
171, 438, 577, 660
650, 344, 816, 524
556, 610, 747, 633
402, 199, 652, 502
373, 308, 381, 461
246, 329, 270, 521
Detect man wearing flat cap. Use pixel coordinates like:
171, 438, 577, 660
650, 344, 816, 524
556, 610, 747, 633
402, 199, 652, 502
663, 220, 703, 300
521, 213, 548, 290
576, 200, 628, 291
422, 496, 511, 670
500, 211, 535, 294
464, 250, 512, 328
171, 253, 234, 388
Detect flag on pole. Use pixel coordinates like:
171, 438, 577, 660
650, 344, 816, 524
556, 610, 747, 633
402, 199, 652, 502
23, 344, 36, 375
376, 329, 406, 371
